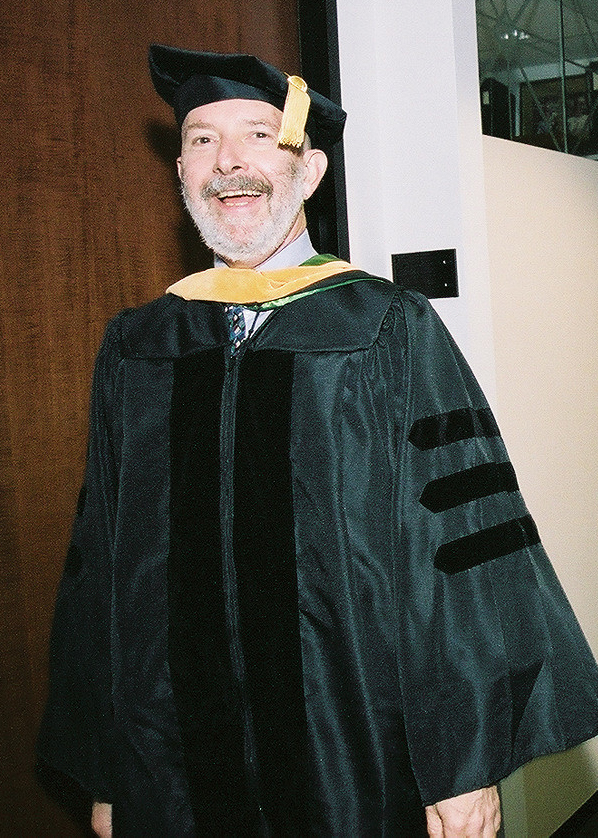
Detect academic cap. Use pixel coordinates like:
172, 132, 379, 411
148, 43, 346, 148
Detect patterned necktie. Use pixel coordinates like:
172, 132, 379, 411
224, 304, 246, 353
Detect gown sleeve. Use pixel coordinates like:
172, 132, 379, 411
393, 290, 598, 805
37, 314, 125, 803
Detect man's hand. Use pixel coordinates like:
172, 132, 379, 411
425, 786, 500, 837
91, 801, 112, 838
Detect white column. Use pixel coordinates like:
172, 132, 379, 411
336, 0, 496, 399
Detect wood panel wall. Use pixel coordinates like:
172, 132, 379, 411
0, 2, 299, 834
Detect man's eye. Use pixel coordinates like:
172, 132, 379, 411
191, 135, 212, 145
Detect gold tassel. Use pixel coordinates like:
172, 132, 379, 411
278, 75, 310, 148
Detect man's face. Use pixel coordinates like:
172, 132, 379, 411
177, 99, 321, 268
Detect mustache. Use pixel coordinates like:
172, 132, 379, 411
200, 174, 274, 200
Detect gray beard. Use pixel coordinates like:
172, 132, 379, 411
181, 170, 305, 265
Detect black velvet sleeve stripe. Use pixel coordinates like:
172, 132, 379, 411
420, 462, 518, 513
409, 407, 500, 451
435, 514, 540, 574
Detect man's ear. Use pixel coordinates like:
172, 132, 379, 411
302, 149, 328, 201
176, 157, 183, 181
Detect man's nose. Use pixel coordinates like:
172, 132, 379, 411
214, 139, 247, 174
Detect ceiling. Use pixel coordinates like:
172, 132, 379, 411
477, 0, 598, 76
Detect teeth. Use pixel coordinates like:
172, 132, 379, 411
217, 190, 261, 199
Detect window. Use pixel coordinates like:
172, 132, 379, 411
477, 0, 598, 158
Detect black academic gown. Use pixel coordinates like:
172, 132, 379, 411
37, 272, 598, 837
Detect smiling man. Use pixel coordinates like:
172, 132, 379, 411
178, 98, 326, 268
37, 44, 598, 838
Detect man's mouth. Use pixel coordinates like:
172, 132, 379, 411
216, 189, 263, 206
202, 176, 273, 208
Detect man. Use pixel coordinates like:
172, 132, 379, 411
38, 44, 598, 837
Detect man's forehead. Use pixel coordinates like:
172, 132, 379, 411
182, 99, 283, 132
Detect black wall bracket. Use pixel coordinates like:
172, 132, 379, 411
391, 249, 459, 298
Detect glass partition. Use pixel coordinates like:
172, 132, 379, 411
477, 0, 598, 158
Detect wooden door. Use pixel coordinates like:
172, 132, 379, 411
0, 2, 299, 834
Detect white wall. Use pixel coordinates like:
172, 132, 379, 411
483, 135, 598, 836
336, 0, 496, 398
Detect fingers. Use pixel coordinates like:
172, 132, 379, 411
91, 801, 113, 838
424, 785, 501, 837
425, 803, 445, 837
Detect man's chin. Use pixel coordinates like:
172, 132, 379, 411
201, 226, 288, 267
204, 235, 261, 265
214, 245, 279, 269
190, 203, 304, 266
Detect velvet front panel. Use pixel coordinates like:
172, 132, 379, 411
234, 349, 310, 834
169, 348, 256, 832
168, 346, 310, 834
